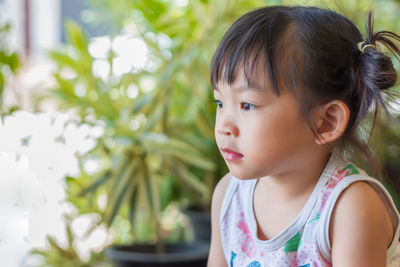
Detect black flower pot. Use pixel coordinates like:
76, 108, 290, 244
106, 241, 209, 267
184, 205, 211, 242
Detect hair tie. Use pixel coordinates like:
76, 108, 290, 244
358, 41, 376, 53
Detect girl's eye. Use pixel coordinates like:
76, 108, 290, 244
213, 100, 223, 109
241, 102, 256, 111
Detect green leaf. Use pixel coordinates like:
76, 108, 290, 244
142, 159, 156, 217
195, 110, 214, 139
104, 157, 141, 226
47, 236, 75, 259
0, 72, 3, 105
65, 20, 89, 54
49, 50, 79, 68
7, 52, 19, 71
173, 150, 215, 170
141, 134, 216, 170
175, 163, 210, 199
142, 103, 164, 132
79, 169, 112, 196
128, 182, 139, 227
132, 93, 154, 114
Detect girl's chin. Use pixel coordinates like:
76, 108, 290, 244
229, 168, 259, 180
228, 164, 271, 180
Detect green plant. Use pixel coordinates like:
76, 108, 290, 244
32, 216, 113, 267
0, 21, 20, 114
367, 113, 400, 208
46, 20, 214, 248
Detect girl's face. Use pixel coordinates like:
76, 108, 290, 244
214, 69, 318, 180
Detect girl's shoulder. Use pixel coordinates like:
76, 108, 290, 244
318, 157, 400, 265
323, 157, 398, 230
211, 172, 235, 226
212, 172, 233, 207
328, 178, 398, 265
208, 173, 233, 267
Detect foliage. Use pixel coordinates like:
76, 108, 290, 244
0, 21, 20, 113
32, 216, 113, 267
368, 113, 400, 207
46, 18, 216, 247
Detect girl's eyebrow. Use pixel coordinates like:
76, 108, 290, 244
213, 84, 265, 92
233, 85, 264, 92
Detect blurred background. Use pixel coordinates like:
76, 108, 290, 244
0, 0, 399, 266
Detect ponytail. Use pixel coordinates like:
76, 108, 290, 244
352, 11, 400, 134
347, 11, 400, 191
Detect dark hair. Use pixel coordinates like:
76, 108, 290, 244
210, 6, 400, 179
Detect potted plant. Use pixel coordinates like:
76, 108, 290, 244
44, 20, 213, 266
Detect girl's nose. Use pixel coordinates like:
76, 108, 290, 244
216, 122, 239, 137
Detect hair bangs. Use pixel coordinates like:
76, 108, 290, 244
210, 32, 268, 91
210, 7, 294, 94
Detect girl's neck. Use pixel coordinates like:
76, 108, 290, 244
257, 152, 331, 203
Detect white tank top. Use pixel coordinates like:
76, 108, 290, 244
220, 154, 400, 266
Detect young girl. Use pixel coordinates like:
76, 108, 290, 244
207, 6, 400, 267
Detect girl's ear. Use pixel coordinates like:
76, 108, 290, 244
314, 100, 350, 145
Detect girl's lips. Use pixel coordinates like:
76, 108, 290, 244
220, 148, 243, 161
